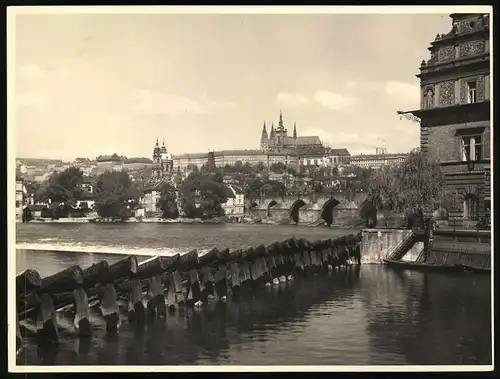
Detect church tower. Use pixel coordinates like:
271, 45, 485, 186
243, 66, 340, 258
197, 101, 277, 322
260, 121, 269, 151
293, 122, 297, 139
160, 139, 173, 179
152, 138, 162, 180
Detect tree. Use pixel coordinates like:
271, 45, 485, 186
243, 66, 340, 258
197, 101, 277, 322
367, 150, 459, 225
287, 166, 297, 176
158, 183, 179, 219
256, 161, 266, 173
94, 170, 139, 219
270, 162, 286, 174
313, 182, 324, 194
179, 172, 228, 219
186, 164, 199, 175
234, 161, 243, 172
37, 167, 84, 204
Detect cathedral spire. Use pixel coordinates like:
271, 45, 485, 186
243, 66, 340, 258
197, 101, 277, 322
293, 122, 297, 139
270, 123, 275, 138
277, 110, 285, 132
155, 138, 159, 147
260, 121, 269, 151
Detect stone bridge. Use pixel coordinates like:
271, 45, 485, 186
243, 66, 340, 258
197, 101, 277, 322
252, 192, 370, 226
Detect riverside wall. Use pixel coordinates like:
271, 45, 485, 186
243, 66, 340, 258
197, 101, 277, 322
361, 228, 491, 270
361, 229, 425, 264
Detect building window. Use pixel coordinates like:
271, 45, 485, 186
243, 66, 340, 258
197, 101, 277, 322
463, 194, 479, 221
460, 135, 482, 161
467, 81, 477, 103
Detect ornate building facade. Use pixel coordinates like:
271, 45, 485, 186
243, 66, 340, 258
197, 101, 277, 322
408, 13, 491, 222
151, 138, 174, 182
141, 138, 175, 217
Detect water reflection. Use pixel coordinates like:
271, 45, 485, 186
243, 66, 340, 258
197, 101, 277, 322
362, 266, 491, 365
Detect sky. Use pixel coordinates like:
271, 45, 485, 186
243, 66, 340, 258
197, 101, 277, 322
12, 8, 455, 161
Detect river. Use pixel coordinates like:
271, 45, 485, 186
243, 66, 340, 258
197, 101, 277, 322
15, 223, 492, 366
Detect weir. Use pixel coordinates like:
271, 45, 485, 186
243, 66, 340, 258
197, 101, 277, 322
16, 233, 362, 350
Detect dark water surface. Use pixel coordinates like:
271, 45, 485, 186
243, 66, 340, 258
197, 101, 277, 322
15, 223, 492, 366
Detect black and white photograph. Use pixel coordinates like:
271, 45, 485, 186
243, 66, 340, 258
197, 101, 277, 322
8, 5, 493, 371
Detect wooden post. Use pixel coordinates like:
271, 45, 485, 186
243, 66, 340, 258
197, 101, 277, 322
128, 277, 145, 325
37, 292, 59, 345
99, 283, 120, 334
73, 286, 92, 339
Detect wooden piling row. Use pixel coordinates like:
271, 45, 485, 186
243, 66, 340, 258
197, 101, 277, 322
16, 232, 362, 348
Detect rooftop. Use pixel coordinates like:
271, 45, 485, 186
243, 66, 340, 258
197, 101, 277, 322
350, 153, 410, 160
328, 148, 351, 157
284, 136, 322, 146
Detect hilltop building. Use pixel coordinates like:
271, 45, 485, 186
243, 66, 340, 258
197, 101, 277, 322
95, 154, 124, 174
350, 150, 410, 170
260, 111, 323, 153
171, 111, 349, 172
403, 13, 491, 223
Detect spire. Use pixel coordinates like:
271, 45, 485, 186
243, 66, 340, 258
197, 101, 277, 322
277, 110, 284, 131
155, 138, 159, 147
293, 122, 297, 139
270, 123, 275, 138
260, 121, 269, 141
162, 139, 165, 147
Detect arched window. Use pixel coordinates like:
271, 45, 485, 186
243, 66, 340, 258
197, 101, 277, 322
463, 194, 479, 220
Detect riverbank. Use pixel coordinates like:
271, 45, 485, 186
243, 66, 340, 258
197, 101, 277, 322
362, 228, 491, 273
18, 216, 359, 228
18, 217, 225, 225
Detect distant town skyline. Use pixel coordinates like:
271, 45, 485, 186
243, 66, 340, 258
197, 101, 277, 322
12, 7, 454, 160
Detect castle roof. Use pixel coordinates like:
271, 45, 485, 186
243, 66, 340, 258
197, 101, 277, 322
284, 136, 323, 146
328, 148, 351, 156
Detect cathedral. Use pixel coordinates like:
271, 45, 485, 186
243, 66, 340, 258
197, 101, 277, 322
151, 138, 174, 182
260, 111, 323, 153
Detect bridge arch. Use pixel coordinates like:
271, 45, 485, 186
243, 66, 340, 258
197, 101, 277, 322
358, 200, 377, 227
267, 200, 278, 217
320, 198, 341, 226
290, 199, 306, 224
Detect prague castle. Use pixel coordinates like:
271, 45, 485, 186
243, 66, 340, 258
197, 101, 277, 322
260, 111, 323, 154
170, 111, 334, 173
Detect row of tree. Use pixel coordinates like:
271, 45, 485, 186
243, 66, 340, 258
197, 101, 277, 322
31, 166, 230, 220
158, 171, 228, 219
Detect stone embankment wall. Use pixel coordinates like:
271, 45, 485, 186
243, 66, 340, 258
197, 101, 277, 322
360, 229, 424, 264
361, 228, 491, 271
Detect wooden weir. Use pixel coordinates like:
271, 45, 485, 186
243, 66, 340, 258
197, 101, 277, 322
16, 233, 362, 348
